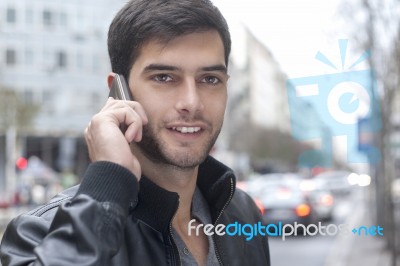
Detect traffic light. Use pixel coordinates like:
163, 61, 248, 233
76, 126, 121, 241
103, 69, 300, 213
16, 157, 28, 170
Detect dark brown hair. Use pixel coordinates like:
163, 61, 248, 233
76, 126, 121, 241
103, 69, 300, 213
108, 0, 231, 79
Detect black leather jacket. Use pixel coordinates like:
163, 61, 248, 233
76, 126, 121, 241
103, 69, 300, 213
1, 156, 270, 266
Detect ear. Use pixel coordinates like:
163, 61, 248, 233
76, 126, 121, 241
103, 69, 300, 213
107, 72, 117, 90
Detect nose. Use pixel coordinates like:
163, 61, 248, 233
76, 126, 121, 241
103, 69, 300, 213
175, 79, 204, 115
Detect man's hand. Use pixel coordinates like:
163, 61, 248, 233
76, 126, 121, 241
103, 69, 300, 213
84, 98, 148, 179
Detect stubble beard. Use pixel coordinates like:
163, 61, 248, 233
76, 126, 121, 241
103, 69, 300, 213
135, 122, 221, 170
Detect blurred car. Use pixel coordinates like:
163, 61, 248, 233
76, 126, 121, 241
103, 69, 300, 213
307, 188, 334, 221
299, 179, 335, 221
312, 171, 354, 196
236, 179, 265, 214
252, 174, 318, 228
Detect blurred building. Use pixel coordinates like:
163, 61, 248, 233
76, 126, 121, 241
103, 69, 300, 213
246, 31, 289, 131
215, 26, 330, 175
0, 0, 125, 191
214, 27, 293, 176
228, 27, 289, 132
220, 27, 289, 140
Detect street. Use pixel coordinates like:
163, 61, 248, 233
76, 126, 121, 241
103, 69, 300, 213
269, 190, 358, 266
269, 231, 336, 266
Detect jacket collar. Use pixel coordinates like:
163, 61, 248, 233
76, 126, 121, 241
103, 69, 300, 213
131, 156, 236, 234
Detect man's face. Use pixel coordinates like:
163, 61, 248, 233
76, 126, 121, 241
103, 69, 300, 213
128, 30, 228, 169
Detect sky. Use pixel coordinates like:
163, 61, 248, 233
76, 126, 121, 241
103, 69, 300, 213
212, 0, 366, 78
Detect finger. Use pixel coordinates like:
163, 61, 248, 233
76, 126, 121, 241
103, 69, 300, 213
123, 108, 143, 142
84, 125, 95, 161
125, 101, 148, 125
103, 98, 148, 125
100, 97, 116, 111
125, 123, 142, 143
104, 106, 143, 142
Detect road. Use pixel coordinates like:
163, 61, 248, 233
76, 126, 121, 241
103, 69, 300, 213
268, 191, 357, 266
269, 227, 336, 266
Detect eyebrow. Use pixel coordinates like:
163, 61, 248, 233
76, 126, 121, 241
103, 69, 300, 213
143, 64, 178, 73
142, 64, 227, 74
202, 64, 227, 74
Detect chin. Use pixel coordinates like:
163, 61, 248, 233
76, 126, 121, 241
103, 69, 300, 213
164, 149, 209, 169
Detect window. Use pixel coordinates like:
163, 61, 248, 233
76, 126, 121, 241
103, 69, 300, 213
24, 89, 34, 104
25, 9, 33, 25
43, 10, 54, 26
6, 49, 17, 66
42, 90, 54, 113
60, 12, 68, 26
25, 49, 34, 65
42, 90, 53, 103
6, 8, 16, 23
76, 52, 84, 69
57, 51, 67, 68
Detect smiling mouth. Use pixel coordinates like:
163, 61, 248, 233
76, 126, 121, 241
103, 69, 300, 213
171, 126, 201, 134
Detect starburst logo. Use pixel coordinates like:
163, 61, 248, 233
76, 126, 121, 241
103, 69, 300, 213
287, 39, 381, 168
315, 39, 371, 71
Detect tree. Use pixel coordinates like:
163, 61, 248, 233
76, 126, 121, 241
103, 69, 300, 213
0, 86, 40, 193
0, 87, 39, 132
229, 119, 310, 172
339, 0, 400, 263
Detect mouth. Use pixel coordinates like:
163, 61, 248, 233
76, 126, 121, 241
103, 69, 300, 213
170, 126, 202, 134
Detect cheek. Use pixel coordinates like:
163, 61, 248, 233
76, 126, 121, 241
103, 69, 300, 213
217, 106, 227, 123
143, 104, 164, 125
211, 92, 227, 113
134, 93, 168, 119
207, 99, 227, 124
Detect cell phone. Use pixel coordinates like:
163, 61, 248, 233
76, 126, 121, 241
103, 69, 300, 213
109, 74, 133, 101
109, 74, 133, 133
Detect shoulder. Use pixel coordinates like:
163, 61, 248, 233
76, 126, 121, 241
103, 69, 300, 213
231, 187, 254, 203
225, 188, 261, 222
25, 185, 79, 219
0, 186, 80, 256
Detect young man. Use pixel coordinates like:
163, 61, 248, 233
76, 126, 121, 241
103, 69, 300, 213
1, 1, 270, 265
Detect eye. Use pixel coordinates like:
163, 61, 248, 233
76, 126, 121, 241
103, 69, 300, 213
153, 74, 173, 82
201, 76, 221, 85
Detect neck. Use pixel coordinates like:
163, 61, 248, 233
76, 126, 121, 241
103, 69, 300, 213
134, 150, 198, 231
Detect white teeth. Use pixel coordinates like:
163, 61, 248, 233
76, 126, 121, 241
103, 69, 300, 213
172, 127, 201, 133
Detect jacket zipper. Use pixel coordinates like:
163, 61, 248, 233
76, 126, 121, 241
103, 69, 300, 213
168, 199, 181, 266
212, 177, 234, 266
33, 197, 72, 216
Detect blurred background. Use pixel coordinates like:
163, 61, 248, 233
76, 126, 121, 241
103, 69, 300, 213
0, 0, 399, 265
